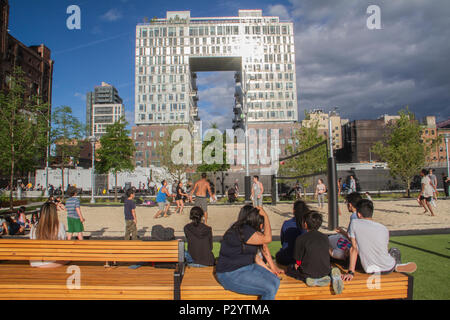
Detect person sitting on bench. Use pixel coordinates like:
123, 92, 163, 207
29, 202, 67, 268
342, 199, 417, 281
275, 200, 310, 266
184, 206, 215, 267
215, 206, 282, 300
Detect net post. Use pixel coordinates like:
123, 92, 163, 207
271, 174, 277, 205
327, 157, 339, 230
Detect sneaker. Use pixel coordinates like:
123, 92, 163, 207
395, 262, 417, 273
331, 267, 344, 295
389, 247, 402, 265
306, 275, 331, 287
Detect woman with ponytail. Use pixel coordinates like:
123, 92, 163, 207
29, 202, 67, 268
183, 206, 215, 267
215, 206, 282, 300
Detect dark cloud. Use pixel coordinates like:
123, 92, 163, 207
269, 0, 450, 121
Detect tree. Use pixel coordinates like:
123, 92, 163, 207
197, 123, 230, 193
51, 105, 84, 196
372, 108, 441, 197
155, 125, 196, 184
96, 118, 135, 202
0, 67, 50, 209
278, 121, 328, 195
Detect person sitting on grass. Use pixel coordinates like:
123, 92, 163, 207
183, 206, 215, 267
328, 192, 362, 261
29, 202, 67, 268
275, 200, 310, 266
341, 199, 417, 282
16, 206, 30, 230
215, 206, 282, 300
286, 211, 344, 295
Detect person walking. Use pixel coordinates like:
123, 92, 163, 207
124, 188, 138, 240
190, 173, 216, 225
418, 169, 436, 216
349, 176, 356, 194
65, 186, 85, 241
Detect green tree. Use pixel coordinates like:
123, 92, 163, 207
96, 118, 135, 201
278, 121, 328, 195
51, 105, 84, 196
0, 67, 50, 209
155, 125, 196, 183
197, 123, 230, 193
372, 108, 441, 197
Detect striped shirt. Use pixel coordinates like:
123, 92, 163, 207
66, 197, 81, 219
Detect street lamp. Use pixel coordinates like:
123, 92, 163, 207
89, 135, 97, 204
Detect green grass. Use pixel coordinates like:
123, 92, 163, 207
209, 234, 450, 300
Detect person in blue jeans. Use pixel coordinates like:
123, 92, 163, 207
215, 206, 283, 300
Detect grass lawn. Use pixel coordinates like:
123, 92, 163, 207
208, 234, 450, 300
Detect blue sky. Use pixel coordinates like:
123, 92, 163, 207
8, 0, 450, 131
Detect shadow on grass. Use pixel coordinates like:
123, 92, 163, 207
390, 240, 450, 260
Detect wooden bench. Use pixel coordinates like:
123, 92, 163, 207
180, 265, 413, 300
0, 239, 185, 300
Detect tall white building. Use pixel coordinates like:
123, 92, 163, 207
135, 9, 298, 127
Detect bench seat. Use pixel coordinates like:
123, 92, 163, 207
0, 239, 184, 300
180, 266, 412, 300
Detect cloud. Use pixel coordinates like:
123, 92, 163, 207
100, 8, 123, 22
270, 0, 450, 122
267, 4, 291, 21
74, 92, 85, 101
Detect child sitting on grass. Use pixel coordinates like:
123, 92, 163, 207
286, 211, 344, 295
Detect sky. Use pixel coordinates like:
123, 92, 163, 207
8, 0, 450, 132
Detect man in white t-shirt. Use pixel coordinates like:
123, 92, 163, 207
341, 199, 417, 281
418, 169, 436, 216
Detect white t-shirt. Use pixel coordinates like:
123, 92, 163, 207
421, 176, 434, 197
348, 219, 395, 273
29, 222, 66, 267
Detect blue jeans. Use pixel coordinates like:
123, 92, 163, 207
185, 251, 207, 268
216, 264, 280, 300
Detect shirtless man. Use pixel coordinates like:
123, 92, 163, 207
190, 173, 216, 224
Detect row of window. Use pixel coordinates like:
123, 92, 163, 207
137, 113, 187, 122
138, 23, 292, 39
138, 103, 187, 112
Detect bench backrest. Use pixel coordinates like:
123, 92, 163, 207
0, 239, 183, 263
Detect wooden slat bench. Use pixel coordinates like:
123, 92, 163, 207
180, 266, 413, 300
0, 239, 185, 300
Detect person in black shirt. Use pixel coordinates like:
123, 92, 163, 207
175, 181, 188, 215
287, 211, 344, 294
216, 206, 282, 300
123, 188, 137, 240
184, 206, 215, 267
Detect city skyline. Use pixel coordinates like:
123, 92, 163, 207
6, 0, 450, 132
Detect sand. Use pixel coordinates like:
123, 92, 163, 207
58, 198, 450, 239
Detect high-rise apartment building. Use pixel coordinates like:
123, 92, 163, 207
135, 9, 297, 127
86, 82, 124, 138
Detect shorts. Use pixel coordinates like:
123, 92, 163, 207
253, 197, 263, 207
67, 217, 84, 233
158, 201, 169, 211
195, 196, 208, 212
420, 196, 432, 202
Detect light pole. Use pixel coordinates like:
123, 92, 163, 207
89, 135, 97, 204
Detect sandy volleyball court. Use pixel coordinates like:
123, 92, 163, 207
58, 198, 450, 239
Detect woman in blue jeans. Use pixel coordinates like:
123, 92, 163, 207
215, 206, 283, 300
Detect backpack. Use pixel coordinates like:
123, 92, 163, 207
151, 224, 175, 241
